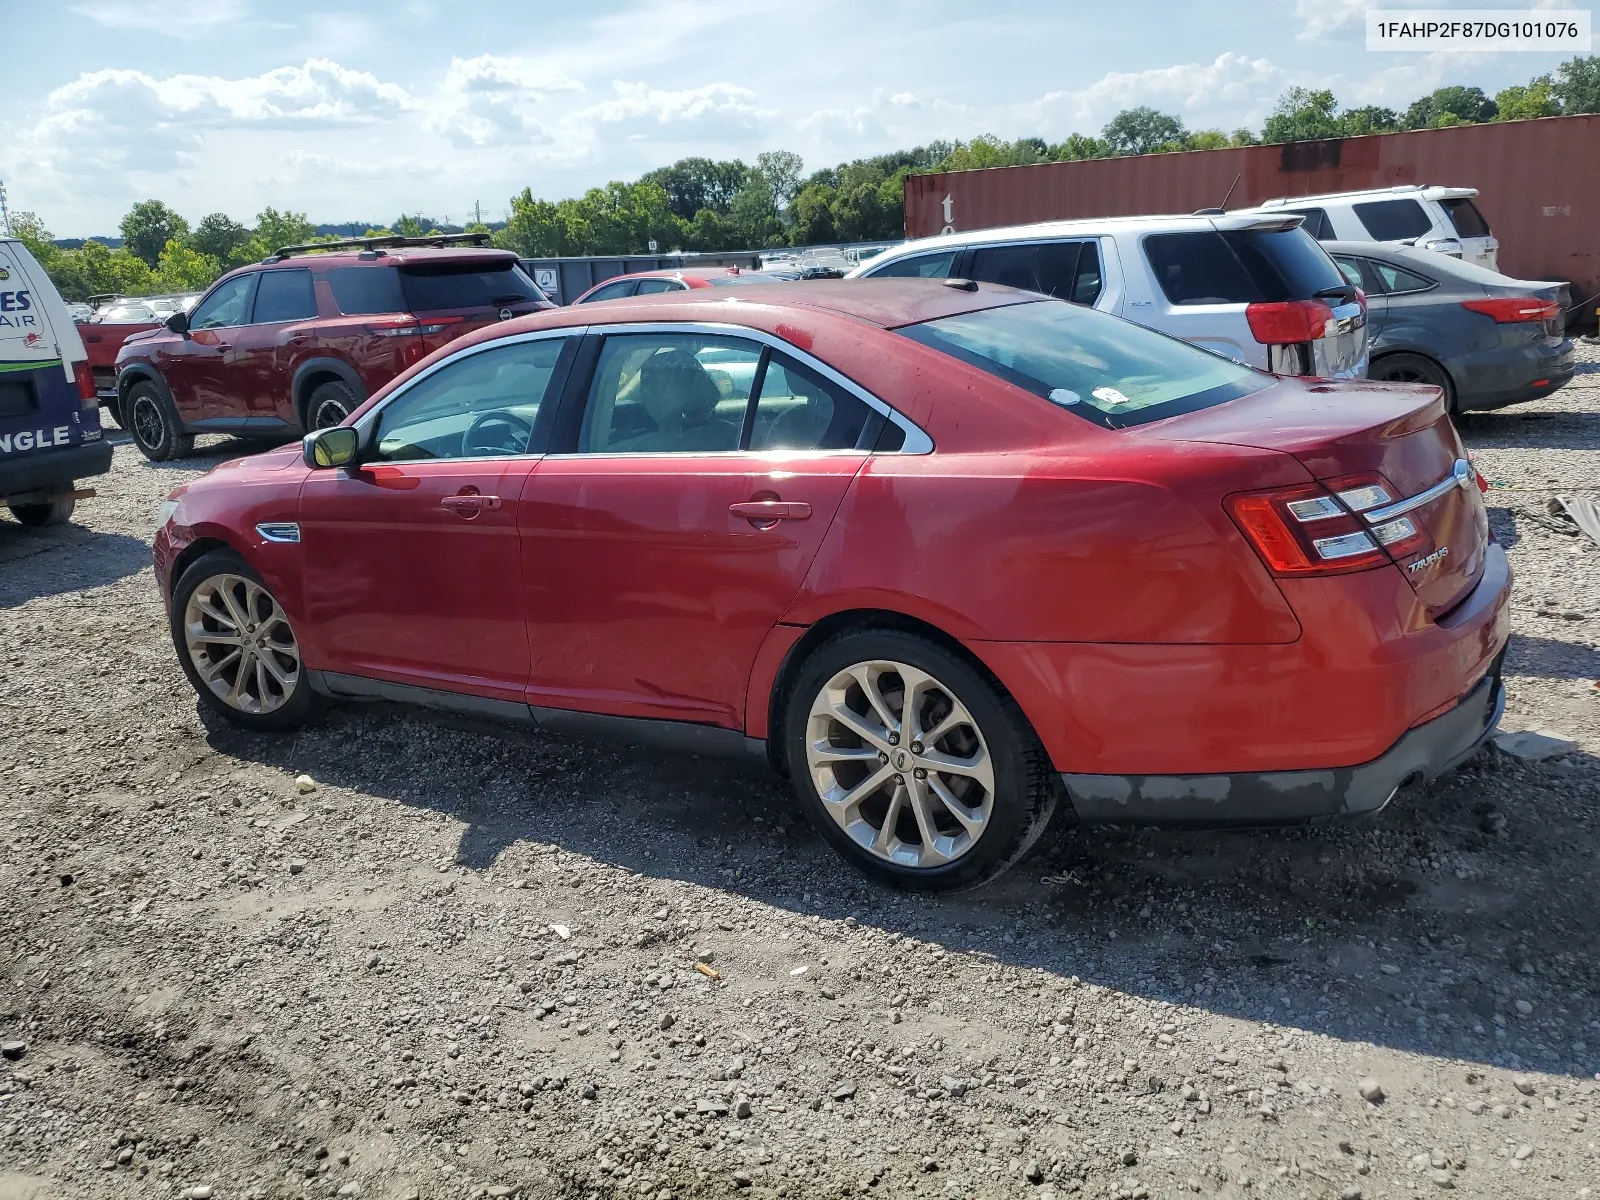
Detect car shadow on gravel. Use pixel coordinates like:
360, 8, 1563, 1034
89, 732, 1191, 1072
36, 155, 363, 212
0, 523, 151, 605
1506, 632, 1600, 680
199, 700, 1600, 1082
1456, 405, 1600, 449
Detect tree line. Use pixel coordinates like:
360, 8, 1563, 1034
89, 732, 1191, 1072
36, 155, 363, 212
14, 55, 1599, 303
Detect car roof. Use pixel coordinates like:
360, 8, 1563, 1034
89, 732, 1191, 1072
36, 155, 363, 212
263, 247, 519, 269
1259, 185, 1478, 206
1321, 239, 1554, 289
850, 212, 1305, 269
622, 267, 750, 282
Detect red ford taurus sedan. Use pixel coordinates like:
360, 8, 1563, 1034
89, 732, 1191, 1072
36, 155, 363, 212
153, 279, 1510, 890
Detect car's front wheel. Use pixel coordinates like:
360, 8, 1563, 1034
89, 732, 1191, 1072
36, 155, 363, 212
126, 381, 194, 461
784, 629, 1057, 891
170, 549, 314, 731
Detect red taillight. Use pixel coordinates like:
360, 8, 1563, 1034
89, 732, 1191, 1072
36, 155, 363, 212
1245, 299, 1335, 345
72, 360, 97, 407
1226, 472, 1427, 577
1460, 297, 1560, 323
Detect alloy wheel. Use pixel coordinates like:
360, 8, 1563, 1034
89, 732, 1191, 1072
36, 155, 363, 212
183, 573, 301, 715
131, 392, 164, 450
311, 396, 351, 430
804, 659, 995, 869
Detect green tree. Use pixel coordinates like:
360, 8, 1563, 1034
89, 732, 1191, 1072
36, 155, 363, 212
153, 238, 222, 292
1552, 55, 1600, 113
1185, 129, 1231, 151
393, 214, 438, 238
1339, 106, 1401, 135
8, 212, 60, 271
50, 240, 154, 301
189, 213, 251, 265
119, 200, 190, 268
730, 174, 782, 246
638, 157, 748, 221
1047, 133, 1110, 160
1228, 128, 1261, 147
788, 183, 838, 245
1101, 107, 1186, 155
754, 150, 805, 214
252, 207, 316, 253
1404, 86, 1497, 129
1261, 88, 1341, 143
1494, 76, 1560, 120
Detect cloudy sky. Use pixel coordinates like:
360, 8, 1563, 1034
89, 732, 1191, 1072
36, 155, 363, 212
2, 0, 1589, 236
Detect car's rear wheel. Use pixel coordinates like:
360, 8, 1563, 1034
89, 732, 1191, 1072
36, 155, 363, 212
171, 549, 313, 731
784, 629, 1057, 891
127, 381, 194, 461
8, 494, 75, 526
1371, 353, 1456, 413
306, 380, 358, 431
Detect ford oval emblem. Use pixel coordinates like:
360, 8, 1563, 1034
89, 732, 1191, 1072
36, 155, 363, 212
499, 308, 513, 322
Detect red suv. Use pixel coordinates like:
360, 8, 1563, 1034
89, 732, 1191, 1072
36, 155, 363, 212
115, 235, 552, 461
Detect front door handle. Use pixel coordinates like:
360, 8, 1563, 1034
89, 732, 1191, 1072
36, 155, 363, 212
441, 493, 502, 517
730, 500, 812, 523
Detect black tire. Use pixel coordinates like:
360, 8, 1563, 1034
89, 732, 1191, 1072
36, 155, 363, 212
783, 629, 1058, 891
8, 494, 75, 526
170, 548, 315, 732
1370, 352, 1456, 413
126, 380, 194, 461
305, 380, 358, 431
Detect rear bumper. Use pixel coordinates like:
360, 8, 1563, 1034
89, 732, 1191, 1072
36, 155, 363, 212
0, 440, 114, 503
1455, 339, 1574, 411
1060, 657, 1504, 826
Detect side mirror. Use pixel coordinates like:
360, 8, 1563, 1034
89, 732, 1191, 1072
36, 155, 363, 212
165, 310, 190, 336
303, 426, 360, 469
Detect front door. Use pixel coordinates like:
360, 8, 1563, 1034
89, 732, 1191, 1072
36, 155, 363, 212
161, 273, 257, 424
297, 334, 571, 701
520, 330, 879, 727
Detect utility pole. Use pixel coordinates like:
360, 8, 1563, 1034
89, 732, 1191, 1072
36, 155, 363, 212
473, 199, 482, 227
0, 181, 12, 237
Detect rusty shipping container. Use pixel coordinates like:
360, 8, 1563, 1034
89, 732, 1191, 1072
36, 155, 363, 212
905, 114, 1600, 324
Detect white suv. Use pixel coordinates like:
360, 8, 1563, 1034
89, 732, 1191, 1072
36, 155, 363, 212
1252, 185, 1498, 271
846, 212, 1367, 378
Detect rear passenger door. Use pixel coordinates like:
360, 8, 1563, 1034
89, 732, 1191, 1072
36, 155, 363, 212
233, 267, 318, 428
966, 240, 1104, 306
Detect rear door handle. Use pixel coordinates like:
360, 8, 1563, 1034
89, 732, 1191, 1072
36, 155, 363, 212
729, 500, 812, 522
441, 494, 501, 516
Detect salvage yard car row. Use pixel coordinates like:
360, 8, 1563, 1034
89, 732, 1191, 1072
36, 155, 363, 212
0, 183, 1574, 888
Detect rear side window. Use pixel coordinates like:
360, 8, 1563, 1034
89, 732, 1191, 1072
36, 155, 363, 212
582, 279, 637, 302
1353, 199, 1434, 241
328, 267, 405, 315
901, 300, 1267, 430
1440, 197, 1490, 238
401, 262, 543, 311
634, 278, 684, 295
251, 269, 316, 323
968, 240, 1103, 305
748, 354, 875, 451
1373, 262, 1435, 294
1144, 228, 1344, 305
867, 251, 956, 279
1276, 208, 1334, 240
0, 378, 38, 419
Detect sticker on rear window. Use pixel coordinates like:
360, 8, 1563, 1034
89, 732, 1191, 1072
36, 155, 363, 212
1048, 388, 1081, 406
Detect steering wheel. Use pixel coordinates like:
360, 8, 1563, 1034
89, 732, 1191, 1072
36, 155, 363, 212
462, 409, 533, 457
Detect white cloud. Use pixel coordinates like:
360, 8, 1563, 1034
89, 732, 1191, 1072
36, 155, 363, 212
70, 0, 252, 39
1034, 52, 1287, 133
425, 55, 582, 149
578, 81, 774, 131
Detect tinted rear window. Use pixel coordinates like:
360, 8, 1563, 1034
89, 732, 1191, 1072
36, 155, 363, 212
900, 300, 1267, 430
251, 269, 316, 323
401, 262, 544, 311
1353, 198, 1434, 241
867, 251, 957, 279
1143, 228, 1344, 305
328, 266, 405, 315
1276, 208, 1334, 240
1441, 197, 1490, 238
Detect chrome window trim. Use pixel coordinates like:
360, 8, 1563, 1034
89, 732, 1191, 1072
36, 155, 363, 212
1362, 459, 1473, 524
558, 321, 933, 455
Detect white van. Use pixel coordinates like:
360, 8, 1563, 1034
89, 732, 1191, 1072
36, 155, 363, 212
1252, 185, 1498, 271
845, 212, 1368, 378
0, 237, 110, 526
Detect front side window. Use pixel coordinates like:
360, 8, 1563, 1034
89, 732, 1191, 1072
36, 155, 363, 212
634, 278, 685, 295
189, 275, 255, 329
375, 338, 566, 461
579, 334, 759, 453
581, 279, 637, 303
968, 240, 1102, 306
866, 251, 956, 279
749, 355, 875, 451
1353, 199, 1434, 241
251, 269, 317, 323
900, 300, 1267, 430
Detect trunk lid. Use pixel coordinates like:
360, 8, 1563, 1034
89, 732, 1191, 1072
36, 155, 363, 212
1152, 378, 1488, 616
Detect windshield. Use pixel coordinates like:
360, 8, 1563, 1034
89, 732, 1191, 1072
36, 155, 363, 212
899, 300, 1269, 429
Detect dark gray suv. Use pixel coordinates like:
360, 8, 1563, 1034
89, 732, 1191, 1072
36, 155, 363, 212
1326, 241, 1573, 413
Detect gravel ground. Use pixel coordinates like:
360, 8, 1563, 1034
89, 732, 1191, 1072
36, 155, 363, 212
2, 347, 1598, 1200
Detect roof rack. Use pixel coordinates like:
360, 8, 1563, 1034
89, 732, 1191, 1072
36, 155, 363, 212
265, 232, 494, 261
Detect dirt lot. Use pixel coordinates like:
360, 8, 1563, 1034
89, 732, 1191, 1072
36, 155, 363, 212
2, 350, 1598, 1200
